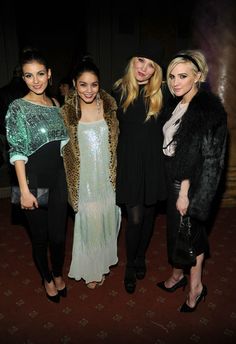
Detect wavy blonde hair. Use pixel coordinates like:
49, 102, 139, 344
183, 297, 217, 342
113, 57, 163, 120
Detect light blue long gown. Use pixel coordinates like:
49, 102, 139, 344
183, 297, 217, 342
68, 119, 121, 283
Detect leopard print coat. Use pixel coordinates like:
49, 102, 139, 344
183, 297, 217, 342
61, 89, 119, 212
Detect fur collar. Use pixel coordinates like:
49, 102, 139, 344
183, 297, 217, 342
170, 90, 227, 146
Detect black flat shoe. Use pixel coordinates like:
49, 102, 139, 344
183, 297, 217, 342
157, 276, 187, 293
180, 285, 207, 313
57, 286, 67, 297
124, 279, 136, 294
124, 266, 136, 294
135, 258, 146, 280
135, 266, 146, 280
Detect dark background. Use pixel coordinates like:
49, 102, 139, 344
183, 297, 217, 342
1, 0, 235, 96
1, 0, 201, 94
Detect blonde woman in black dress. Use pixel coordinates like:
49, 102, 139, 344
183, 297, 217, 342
113, 43, 167, 293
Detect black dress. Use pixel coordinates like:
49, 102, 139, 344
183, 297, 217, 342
114, 86, 166, 206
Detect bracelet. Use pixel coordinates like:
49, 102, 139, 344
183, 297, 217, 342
179, 194, 188, 198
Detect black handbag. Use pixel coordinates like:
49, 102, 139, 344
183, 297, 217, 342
11, 186, 49, 208
172, 216, 196, 267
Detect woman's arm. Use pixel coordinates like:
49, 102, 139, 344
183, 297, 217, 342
14, 160, 38, 209
176, 179, 190, 216
188, 124, 227, 221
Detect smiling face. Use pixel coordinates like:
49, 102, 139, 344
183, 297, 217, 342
74, 71, 99, 104
168, 62, 200, 102
133, 57, 155, 84
22, 61, 51, 95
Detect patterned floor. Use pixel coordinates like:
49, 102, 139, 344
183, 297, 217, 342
0, 198, 236, 344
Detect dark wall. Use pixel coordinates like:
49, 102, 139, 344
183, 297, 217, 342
12, 2, 87, 95
1, 0, 198, 93
85, 0, 198, 91
2, 0, 231, 93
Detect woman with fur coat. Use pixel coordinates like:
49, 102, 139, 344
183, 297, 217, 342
157, 50, 227, 312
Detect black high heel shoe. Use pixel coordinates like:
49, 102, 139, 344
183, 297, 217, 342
57, 286, 67, 298
124, 266, 136, 294
42, 279, 60, 303
157, 276, 187, 293
180, 285, 207, 312
52, 274, 67, 298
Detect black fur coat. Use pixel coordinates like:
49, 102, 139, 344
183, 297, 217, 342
163, 89, 228, 222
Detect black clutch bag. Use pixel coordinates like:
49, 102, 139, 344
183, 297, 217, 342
172, 216, 196, 267
11, 186, 49, 208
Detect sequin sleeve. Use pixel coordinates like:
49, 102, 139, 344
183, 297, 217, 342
6, 99, 69, 163
6, 101, 28, 164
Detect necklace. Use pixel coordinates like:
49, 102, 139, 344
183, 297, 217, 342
79, 94, 102, 122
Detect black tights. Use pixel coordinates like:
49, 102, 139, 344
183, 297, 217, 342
125, 204, 156, 267
24, 170, 68, 283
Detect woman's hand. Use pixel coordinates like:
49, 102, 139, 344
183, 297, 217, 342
20, 191, 38, 210
176, 194, 189, 216
177, 179, 190, 216
14, 160, 38, 210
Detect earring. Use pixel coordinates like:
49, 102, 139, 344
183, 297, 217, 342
75, 93, 79, 116
96, 92, 101, 114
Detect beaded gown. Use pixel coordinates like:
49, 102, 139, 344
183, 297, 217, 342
68, 119, 121, 283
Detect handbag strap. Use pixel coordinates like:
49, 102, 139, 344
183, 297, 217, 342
179, 216, 191, 235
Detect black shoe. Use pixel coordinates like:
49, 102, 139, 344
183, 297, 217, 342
57, 286, 67, 298
157, 276, 187, 293
46, 292, 60, 303
42, 279, 60, 303
124, 266, 136, 294
135, 258, 146, 280
135, 266, 146, 280
52, 273, 67, 297
180, 285, 207, 312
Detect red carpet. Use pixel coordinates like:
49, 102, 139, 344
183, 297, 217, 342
0, 198, 236, 344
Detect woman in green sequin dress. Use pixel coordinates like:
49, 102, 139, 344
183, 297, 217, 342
5, 49, 69, 303
62, 57, 121, 289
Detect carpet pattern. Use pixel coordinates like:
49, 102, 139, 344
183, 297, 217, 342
0, 198, 236, 344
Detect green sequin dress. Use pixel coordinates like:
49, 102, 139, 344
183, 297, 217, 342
68, 119, 121, 283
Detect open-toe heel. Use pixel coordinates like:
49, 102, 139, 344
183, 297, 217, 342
87, 281, 98, 289
98, 275, 105, 286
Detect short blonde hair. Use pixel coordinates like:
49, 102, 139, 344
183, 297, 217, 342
167, 50, 209, 95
